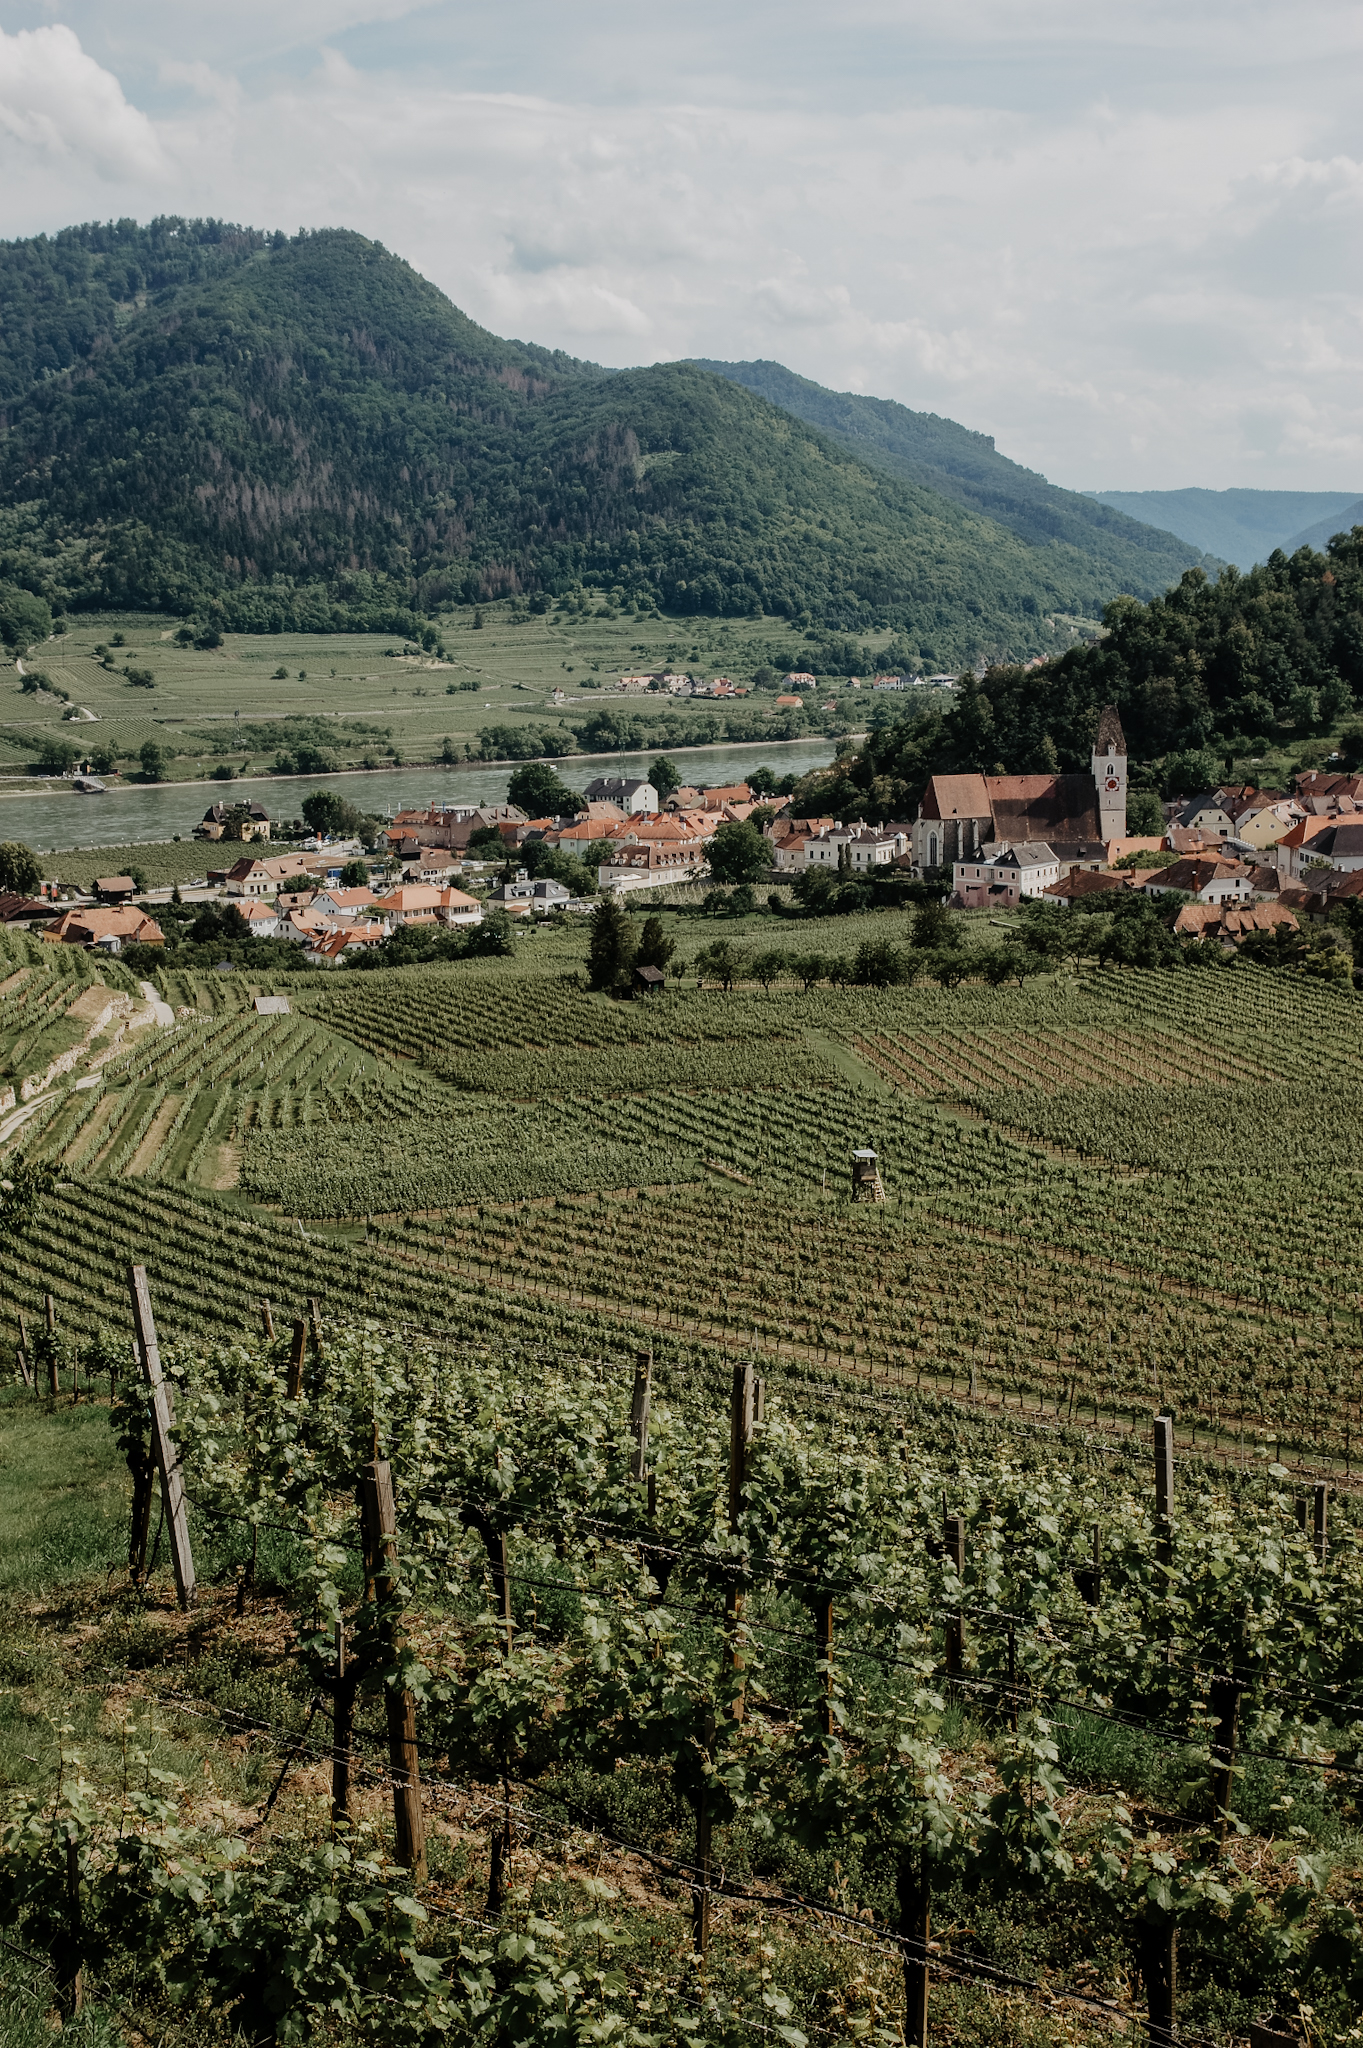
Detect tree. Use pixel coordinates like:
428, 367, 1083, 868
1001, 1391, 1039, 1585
191, 902, 251, 945
587, 897, 637, 989
853, 937, 906, 987
1013, 902, 1066, 968
0, 843, 41, 895
636, 916, 676, 972
789, 952, 826, 991
911, 900, 962, 951
466, 906, 516, 956
0, 1152, 56, 1233
339, 859, 369, 888
748, 948, 788, 989
0, 581, 53, 650
507, 762, 582, 817
36, 736, 77, 774
1126, 789, 1165, 835
467, 825, 507, 856
706, 819, 770, 885
649, 756, 682, 803
301, 791, 371, 841
695, 939, 739, 989
139, 740, 166, 782
923, 947, 971, 989
746, 766, 778, 796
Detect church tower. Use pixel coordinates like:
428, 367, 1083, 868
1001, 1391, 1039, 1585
1091, 704, 1127, 842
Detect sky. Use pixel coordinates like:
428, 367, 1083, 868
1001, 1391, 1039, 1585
1, 0, 1361, 493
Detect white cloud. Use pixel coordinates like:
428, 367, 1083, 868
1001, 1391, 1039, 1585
0, 24, 166, 179
1, 6, 1362, 490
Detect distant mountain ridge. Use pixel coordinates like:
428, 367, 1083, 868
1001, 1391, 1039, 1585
693, 358, 1212, 594
1283, 497, 1363, 558
1087, 487, 1363, 571
0, 218, 1211, 665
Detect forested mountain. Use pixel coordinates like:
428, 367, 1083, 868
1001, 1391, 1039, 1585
695, 357, 1210, 595
2, 219, 1203, 662
1087, 488, 1362, 571
793, 542, 1363, 820
1283, 497, 1363, 559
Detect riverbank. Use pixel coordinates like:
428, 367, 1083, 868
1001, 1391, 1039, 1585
9, 735, 847, 855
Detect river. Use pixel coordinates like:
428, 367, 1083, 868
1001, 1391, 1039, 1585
0, 738, 842, 854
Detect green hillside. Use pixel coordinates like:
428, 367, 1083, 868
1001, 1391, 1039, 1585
695, 356, 1212, 594
2, 219, 1203, 669
790, 538, 1363, 823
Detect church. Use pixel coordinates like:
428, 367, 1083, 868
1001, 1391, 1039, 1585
909, 706, 1127, 872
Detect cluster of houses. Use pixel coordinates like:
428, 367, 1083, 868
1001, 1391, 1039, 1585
613, 674, 750, 698
385, 779, 785, 896
927, 712, 1363, 947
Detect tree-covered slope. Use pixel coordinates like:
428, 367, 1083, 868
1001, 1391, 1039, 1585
791, 539, 1363, 821
1, 219, 1195, 660
694, 357, 1212, 595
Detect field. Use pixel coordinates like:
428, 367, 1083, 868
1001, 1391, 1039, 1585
0, 601, 871, 784
3, 922, 1363, 2046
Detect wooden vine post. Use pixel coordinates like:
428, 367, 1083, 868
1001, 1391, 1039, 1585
815, 1589, 835, 1738
1209, 1669, 1241, 1844
54, 1834, 82, 2020
259, 1300, 275, 1341
45, 1293, 58, 1398
942, 1513, 966, 1678
359, 1458, 427, 1883
1153, 1415, 1174, 1568
287, 1319, 307, 1400
629, 1351, 651, 1482
694, 1360, 761, 1958
331, 1619, 356, 1826
128, 1266, 195, 1610
1142, 1916, 1178, 2048
15, 1309, 32, 1389
898, 1850, 932, 2048
725, 1361, 761, 1717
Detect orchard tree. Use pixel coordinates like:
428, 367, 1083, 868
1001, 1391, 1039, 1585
139, 739, 166, 782
749, 948, 788, 989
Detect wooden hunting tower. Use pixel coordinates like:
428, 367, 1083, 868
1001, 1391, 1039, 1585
851, 1147, 885, 1204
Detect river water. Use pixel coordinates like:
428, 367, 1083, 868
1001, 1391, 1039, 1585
0, 738, 840, 854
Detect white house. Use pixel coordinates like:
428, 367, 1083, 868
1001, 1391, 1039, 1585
953, 842, 1061, 906
1138, 857, 1253, 904
310, 886, 378, 920
582, 776, 658, 815
799, 825, 908, 871
234, 899, 282, 939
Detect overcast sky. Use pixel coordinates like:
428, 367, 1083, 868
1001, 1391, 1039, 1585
1, 0, 1361, 493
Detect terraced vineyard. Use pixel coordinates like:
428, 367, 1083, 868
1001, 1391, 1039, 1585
5, 941, 1363, 1471
7, 928, 1363, 2048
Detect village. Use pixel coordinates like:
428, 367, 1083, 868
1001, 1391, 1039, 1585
3, 705, 1362, 965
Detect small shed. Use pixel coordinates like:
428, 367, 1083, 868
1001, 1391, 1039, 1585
852, 1147, 885, 1204
634, 965, 667, 996
95, 876, 136, 902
